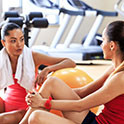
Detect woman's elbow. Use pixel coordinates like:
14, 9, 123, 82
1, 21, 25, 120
67, 58, 76, 67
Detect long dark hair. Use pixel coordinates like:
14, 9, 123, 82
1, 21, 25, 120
105, 20, 124, 52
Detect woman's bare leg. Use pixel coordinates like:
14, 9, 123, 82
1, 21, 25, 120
0, 96, 26, 124
20, 77, 89, 124
0, 109, 26, 124
38, 77, 89, 124
29, 110, 76, 124
19, 107, 45, 124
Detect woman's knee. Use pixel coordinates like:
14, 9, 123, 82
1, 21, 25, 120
0, 110, 26, 124
28, 110, 45, 124
28, 111, 38, 124
0, 113, 13, 123
40, 77, 60, 91
45, 76, 60, 86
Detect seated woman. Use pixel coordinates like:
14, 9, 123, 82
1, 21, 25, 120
0, 22, 76, 124
20, 20, 124, 124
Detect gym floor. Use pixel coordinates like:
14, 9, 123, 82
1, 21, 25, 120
76, 60, 112, 80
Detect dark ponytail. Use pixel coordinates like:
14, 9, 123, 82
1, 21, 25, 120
106, 20, 124, 52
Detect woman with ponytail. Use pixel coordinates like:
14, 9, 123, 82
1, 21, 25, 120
20, 20, 124, 124
0, 22, 76, 124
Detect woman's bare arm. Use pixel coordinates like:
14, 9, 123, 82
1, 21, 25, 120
73, 65, 114, 98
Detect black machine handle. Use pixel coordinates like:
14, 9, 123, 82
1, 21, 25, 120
65, 0, 118, 17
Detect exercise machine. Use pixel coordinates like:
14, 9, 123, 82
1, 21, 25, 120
30, 0, 118, 60
1, 0, 118, 61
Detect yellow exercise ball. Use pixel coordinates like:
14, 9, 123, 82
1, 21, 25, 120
51, 68, 98, 114
52, 68, 93, 88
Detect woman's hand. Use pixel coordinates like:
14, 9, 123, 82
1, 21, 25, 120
35, 67, 50, 87
26, 92, 43, 108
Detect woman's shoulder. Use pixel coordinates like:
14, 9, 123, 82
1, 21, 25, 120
110, 71, 124, 93
31, 51, 50, 67
32, 51, 37, 57
32, 51, 39, 66
114, 71, 124, 81
110, 70, 124, 82
32, 51, 46, 60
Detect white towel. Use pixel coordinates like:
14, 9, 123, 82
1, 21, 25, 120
0, 45, 35, 91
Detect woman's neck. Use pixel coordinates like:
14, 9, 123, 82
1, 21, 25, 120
112, 55, 124, 69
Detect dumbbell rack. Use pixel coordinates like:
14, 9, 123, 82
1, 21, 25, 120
1, 11, 49, 47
